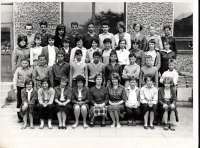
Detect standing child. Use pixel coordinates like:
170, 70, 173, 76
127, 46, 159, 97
70, 35, 88, 64
146, 24, 163, 51
33, 54, 52, 89
51, 51, 70, 87
139, 55, 158, 88
20, 79, 38, 129
160, 59, 179, 86
30, 33, 43, 68
59, 36, 71, 63
41, 34, 59, 67
130, 39, 145, 68
158, 77, 178, 131
140, 75, 158, 130
68, 22, 82, 48
13, 58, 33, 122
54, 24, 66, 48
25, 23, 35, 48
83, 22, 99, 49
102, 38, 112, 66
122, 52, 140, 88
105, 50, 122, 86
99, 21, 115, 50
86, 38, 102, 63
145, 39, 161, 70
70, 50, 88, 87
12, 34, 30, 74
87, 51, 105, 88
39, 20, 49, 47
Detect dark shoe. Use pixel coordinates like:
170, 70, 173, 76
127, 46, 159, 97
169, 124, 175, 131
58, 126, 62, 129
150, 126, 154, 130
89, 123, 94, 127
18, 119, 23, 123
128, 122, 133, 126
101, 123, 106, 127
163, 124, 169, 131
144, 126, 148, 129
132, 121, 137, 126
62, 126, 67, 129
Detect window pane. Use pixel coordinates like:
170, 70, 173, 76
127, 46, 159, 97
95, 2, 124, 34
173, 2, 193, 37
1, 5, 13, 23
63, 2, 92, 35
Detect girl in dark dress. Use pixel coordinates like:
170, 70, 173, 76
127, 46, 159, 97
54, 24, 66, 48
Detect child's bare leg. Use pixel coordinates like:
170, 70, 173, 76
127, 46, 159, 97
81, 105, 88, 128
72, 105, 80, 128
109, 111, 115, 127
29, 113, 34, 128
62, 112, 66, 127
144, 111, 149, 126
149, 111, 154, 126
114, 111, 121, 128
22, 113, 28, 129
57, 112, 62, 127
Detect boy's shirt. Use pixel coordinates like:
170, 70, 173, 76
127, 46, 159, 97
160, 69, 179, 85
71, 60, 87, 79
122, 63, 140, 79
99, 32, 115, 49
86, 48, 102, 63
40, 32, 49, 47
50, 62, 70, 86
68, 32, 82, 48
83, 33, 99, 49
87, 62, 105, 82
146, 34, 163, 51
116, 49, 130, 65
13, 67, 33, 89
70, 47, 87, 64
27, 33, 35, 48
33, 64, 51, 85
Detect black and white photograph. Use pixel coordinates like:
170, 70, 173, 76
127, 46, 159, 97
0, 0, 198, 148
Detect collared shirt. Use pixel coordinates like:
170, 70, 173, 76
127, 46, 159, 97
140, 85, 158, 104
86, 47, 102, 63
108, 84, 127, 103
160, 69, 179, 85
145, 50, 157, 66
38, 87, 55, 104
70, 46, 87, 64
122, 63, 140, 79
60, 87, 65, 101
99, 32, 115, 49
26, 88, 33, 101
125, 86, 138, 105
48, 45, 56, 67
116, 49, 130, 65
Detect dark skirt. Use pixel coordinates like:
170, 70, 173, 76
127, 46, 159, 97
160, 101, 179, 122
55, 103, 72, 116
19, 103, 37, 118
140, 103, 157, 117
108, 104, 125, 118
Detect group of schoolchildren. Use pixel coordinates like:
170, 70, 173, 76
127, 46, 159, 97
12, 20, 179, 131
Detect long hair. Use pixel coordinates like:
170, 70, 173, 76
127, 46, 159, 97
55, 24, 66, 37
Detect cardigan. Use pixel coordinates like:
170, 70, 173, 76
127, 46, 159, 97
125, 86, 140, 103
122, 63, 140, 79
158, 87, 177, 105
21, 88, 38, 105
105, 63, 122, 82
41, 45, 59, 66
38, 87, 55, 104
71, 86, 90, 104
140, 85, 158, 104
89, 86, 109, 105
83, 33, 99, 49
161, 36, 177, 58
114, 32, 131, 50
131, 33, 147, 51
54, 85, 72, 102
11, 46, 30, 74
88, 62, 105, 82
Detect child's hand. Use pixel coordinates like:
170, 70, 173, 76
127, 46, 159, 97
170, 104, 175, 109
163, 104, 168, 109
15, 90, 17, 94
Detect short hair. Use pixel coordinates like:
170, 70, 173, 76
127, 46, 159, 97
168, 59, 176, 64
75, 49, 82, 56
62, 36, 70, 43
71, 22, 78, 27
55, 24, 66, 37
101, 21, 110, 27
163, 25, 172, 31
103, 38, 112, 44
128, 76, 138, 82
129, 52, 137, 58
41, 77, 51, 88
24, 78, 34, 88
144, 74, 155, 83
116, 21, 126, 32
39, 20, 48, 27
110, 72, 121, 85
75, 75, 86, 85
57, 50, 65, 56
91, 38, 99, 45
38, 54, 46, 60
24, 23, 33, 29
60, 76, 69, 84
93, 51, 102, 57
87, 21, 95, 27
148, 39, 156, 45
47, 34, 55, 40
75, 35, 83, 44
163, 77, 174, 85
21, 58, 29, 63
145, 55, 153, 60
133, 22, 143, 31
94, 73, 104, 84
109, 50, 119, 63
17, 34, 28, 48
118, 38, 127, 45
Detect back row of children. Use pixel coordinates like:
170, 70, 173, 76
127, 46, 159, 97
12, 20, 179, 130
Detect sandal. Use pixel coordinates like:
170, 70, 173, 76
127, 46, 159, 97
150, 126, 154, 130
21, 126, 27, 130
144, 126, 148, 129
30, 126, 34, 129
72, 124, 78, 129
83, 124, 89, 129
58, 126, 62, 129
62, 126, 67, 130
132, 121, 137, 126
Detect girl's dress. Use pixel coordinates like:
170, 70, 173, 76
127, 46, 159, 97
30, 46, 43, 68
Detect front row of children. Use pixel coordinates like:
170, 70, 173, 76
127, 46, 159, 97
19, 73, 178, 131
